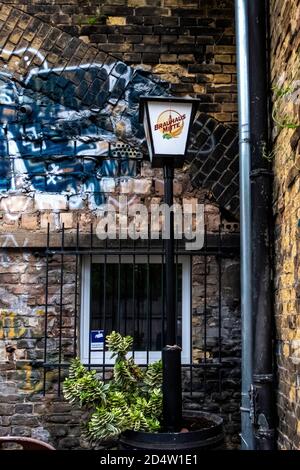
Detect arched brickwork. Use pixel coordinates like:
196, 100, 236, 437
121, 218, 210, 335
0, 5, 239, 218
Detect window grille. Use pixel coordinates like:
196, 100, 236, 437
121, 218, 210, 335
43, 223, 240, 404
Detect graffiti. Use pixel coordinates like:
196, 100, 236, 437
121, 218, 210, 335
0, 233, 28, 248
0, 233, 29, 266
107, 194, 140, 210
19, 365, 58, 393
0, 287, 30, 316
0, 46, 169, 208
0, 197, 32, 220
0, 41, 223, 211
0, 310, 26, 340
188, 119, 217, 159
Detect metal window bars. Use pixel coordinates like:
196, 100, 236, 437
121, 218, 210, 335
43, 223, 240, 406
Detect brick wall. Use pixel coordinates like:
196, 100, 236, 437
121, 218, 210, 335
0, 248, 241, 449
270, 0, 300, 450
0, 1, 241, 449
3, 0, 237, 124
0, 1, 239, 223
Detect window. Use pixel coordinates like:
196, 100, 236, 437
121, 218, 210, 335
80, 255, 191, 364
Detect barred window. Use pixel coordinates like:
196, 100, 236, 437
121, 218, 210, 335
80, 255, 191, 365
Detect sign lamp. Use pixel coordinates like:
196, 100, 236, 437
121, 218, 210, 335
139, 96, 200, 432
139, 96, 200, 168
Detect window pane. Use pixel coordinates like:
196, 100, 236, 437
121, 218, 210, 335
90, 263, 182, 351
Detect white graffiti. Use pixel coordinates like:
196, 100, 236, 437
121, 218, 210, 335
0, 234, 29, 267
0, 39, 219, 214
0, 47, 48, 83
107, 195, 140, 210
0, 46, 131, 95
0, 234, 28, 248
46, 164, 64, 185
0, 287, 29, 312
0, 47, 48, 69
0, 197, 33, 221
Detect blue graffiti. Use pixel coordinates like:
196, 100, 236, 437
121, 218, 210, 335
0, 50, 169, 205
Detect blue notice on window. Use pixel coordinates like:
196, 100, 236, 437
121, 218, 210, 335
90, 330, 104, 350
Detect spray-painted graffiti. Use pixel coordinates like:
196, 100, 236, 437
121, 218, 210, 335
0, 44, 225, 212
0, 233, 29, 266
0, 47, 169, 207
0, 310, 26, 340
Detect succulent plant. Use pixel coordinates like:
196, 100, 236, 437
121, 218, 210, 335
63, 331, 162, 441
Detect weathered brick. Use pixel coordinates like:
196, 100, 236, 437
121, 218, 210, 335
188, 64, 222, 73
142, 53, 161, 63
34, 194, 67, 211
21, 214, 39, 231
215, 54, 232, 64
57, 437, 80, 449
270, 0, 300, 450
11, 426, 31, 437
60, 212, 73, 229
15, 404, 33, 414
0, 404, 15, 415
0, 427, 10, 437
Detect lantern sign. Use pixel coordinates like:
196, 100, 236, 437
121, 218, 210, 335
139, 96, 200, 168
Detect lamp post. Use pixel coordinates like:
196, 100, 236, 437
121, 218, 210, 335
139, 96, 200, 431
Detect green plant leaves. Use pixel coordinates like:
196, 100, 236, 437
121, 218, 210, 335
63, 363, 109, 408
63, 332, 163, 442
144, 360, 163, 390
106, 331, 133, 358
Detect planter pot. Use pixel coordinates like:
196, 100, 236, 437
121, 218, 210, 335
119, 411, 224, 451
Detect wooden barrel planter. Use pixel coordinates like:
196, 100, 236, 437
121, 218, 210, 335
119, 411, 224, 451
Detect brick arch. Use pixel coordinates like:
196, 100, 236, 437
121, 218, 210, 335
0, 5, 239, 218
188, 113, 239, 218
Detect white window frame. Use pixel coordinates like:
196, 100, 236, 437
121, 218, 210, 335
80, 255, 191, 365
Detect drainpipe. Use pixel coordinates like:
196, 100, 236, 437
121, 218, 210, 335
248, 0, 276, 450
234, 0, 255, 450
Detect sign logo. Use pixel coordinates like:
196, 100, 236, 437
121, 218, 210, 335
90, 330, 104, 350
154, 109, 186, 140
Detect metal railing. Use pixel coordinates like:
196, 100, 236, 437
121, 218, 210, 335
43, 223, 240, 403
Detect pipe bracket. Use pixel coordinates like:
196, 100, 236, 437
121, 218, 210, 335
250, 168, 273, 178
249, 384, 257, 424
255, 429, 276, 439
239, 137, 251, 144
253, 373, 274, 384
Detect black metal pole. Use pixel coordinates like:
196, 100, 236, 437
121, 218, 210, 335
162, 163, 182, 431
248, 0, 276, 450
164, 164, 175, 345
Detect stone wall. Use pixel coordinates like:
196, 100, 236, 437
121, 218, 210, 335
270, 0, 300, 450
0, 1, 241, 449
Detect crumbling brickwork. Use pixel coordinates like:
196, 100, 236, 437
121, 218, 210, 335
270, 0, 300, 450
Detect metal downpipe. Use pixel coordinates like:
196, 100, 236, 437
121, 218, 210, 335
248, 0, 276, 450
234, 0, 255, 450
